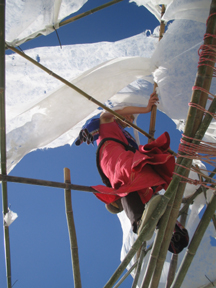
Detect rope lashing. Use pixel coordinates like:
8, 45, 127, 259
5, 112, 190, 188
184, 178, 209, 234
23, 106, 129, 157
192, 86, 216, 101
188, 102, 216, 120
206, 12, 216, 25
189, 86, 216, 120
175, 134, 216, 189
178, 135, 216, 167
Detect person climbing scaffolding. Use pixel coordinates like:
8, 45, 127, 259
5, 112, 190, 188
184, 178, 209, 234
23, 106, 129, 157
75, 92, 189, 253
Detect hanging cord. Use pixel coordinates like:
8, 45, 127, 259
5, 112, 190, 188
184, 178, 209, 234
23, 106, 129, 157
53, 26, 62, 49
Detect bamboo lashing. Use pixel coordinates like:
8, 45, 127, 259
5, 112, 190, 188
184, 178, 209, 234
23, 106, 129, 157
148, 5, 165, 143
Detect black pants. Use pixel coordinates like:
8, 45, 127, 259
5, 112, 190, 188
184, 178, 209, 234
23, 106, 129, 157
120, 192, 145, 233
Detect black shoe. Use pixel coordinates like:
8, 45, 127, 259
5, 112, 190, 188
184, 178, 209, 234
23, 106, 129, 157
168, 221, 189, 254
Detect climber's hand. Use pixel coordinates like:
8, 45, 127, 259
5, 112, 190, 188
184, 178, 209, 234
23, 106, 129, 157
146, 92, 159, 112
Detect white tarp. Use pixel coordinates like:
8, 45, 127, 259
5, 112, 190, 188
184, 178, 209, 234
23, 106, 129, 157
6, 0, 88, 46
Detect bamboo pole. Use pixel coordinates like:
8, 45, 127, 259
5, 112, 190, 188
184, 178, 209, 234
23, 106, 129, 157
64, 168, 82, 288
148, 5, 165, 142
7, 44, 176, 156
171, 192, 216, 288
0, 1, 12, 288
0, 173, 98, 193
60, 0, 123, 27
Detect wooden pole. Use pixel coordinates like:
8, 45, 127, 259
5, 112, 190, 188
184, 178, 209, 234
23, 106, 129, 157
148, 5, 165, 143
0, 1, 12, 287
64, 168, 82, 288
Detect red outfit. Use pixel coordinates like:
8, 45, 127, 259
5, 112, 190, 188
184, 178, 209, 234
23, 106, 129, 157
92, 120, 175, 205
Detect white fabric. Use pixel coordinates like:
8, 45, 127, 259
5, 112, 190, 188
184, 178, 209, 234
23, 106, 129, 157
6, 0, 88, 47
3, 208, 18, 226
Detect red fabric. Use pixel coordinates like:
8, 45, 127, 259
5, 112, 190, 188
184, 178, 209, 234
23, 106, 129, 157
92, 121, 175, 205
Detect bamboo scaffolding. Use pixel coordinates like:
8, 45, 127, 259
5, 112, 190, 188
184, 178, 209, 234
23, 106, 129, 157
142, 4, 216, 286
149, 99, 216, 287
0, 1, 11, 288
149, 99, 216, 288
64, 168, 82, 288
142, 96, 216, 288
148, 4, 165, 142
6, 44, 176, 157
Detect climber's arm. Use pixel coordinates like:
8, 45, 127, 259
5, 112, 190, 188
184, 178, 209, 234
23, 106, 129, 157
100, 92, 158, 124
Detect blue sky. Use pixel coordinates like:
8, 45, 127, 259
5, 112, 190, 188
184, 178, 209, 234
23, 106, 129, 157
1, 1, 183, 288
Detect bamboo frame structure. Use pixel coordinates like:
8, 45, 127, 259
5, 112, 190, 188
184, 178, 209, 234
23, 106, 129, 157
0, 1, 11, 288
140, 2, 216, 287
1, 1, 216, 288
